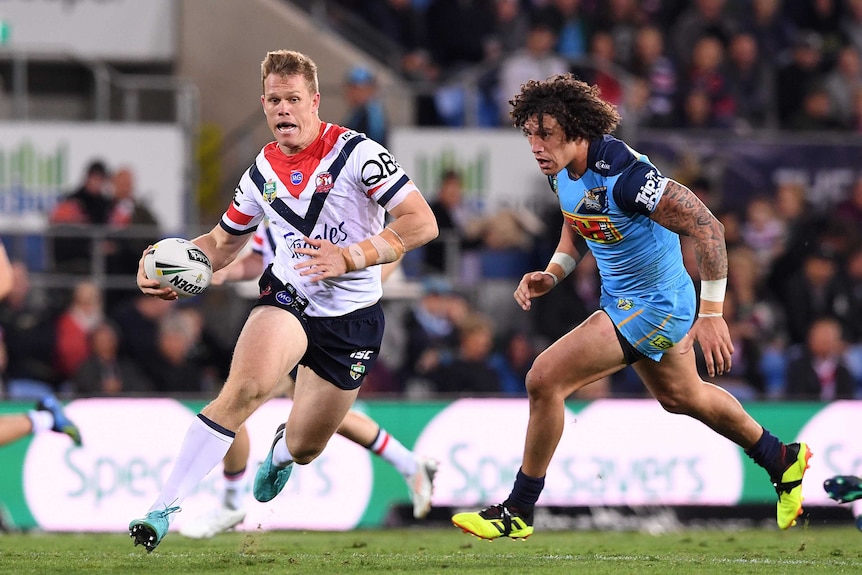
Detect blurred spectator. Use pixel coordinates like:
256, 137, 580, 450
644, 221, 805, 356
107, 167, 159, 266
788, 85, 845, 131
342, 65, 389, 146
399, 276, 468, 387
53, 280, 103, 386
48, 160, 113, 273
741, 0, 798, 64
488, 0, 531, 58
670, 0, 738, 69
766, 181, 828, 299
726, 31, 775, 130
495, 13, 569, 126
591, 0, 642, 70
679, 34, 736, 129
0, 261, 57, 397
423, 169, 485, 275
679, 88, 719, 129
778, 247, 845, 345
843, 0, 862, 56
629, 23, 678, 128
111, 293, 174, 385
106, 166, 161, 312
153, 308, 211, 394
489, 330, 537, 396
741, 195, 785, 269
572, 29, 623, 109
546, 0, 591, 60
354, 0, 432, 79
786, 1, 845, 67
835, 176, 862, 227
697, 280, 765, 400
726, 244, 787, 397
727, 246, 783, 342
72, 320, 153, 396
425, 0, 497, 72
824, 45, 862, 128
776, 31, 826, 128
428, 311, 501, 395
784, 316, 855, 400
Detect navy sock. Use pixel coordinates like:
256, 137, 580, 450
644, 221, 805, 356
506, 468, 545, 511
745, 428, 785, 480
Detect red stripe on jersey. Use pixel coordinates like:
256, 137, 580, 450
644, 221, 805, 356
226, 203, 254, 226
264, 123, 349, 199
367, 182, 384, 198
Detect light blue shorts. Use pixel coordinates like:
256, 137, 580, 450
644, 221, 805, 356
600, 275, 696, 362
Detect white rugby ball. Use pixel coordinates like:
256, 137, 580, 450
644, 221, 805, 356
143, 237, 212, 298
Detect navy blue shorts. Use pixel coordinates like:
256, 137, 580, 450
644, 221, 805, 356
254, 266, 385, 390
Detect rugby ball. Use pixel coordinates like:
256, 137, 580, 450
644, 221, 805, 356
143, 237, 212, 298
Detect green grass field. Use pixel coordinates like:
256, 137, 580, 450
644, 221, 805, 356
1, 525, 861, 575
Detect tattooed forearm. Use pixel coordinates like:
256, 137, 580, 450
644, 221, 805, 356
651, 180, 728, 280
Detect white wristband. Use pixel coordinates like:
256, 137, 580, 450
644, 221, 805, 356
550, 252, 577, 277
700, 278, 727, 302
537, 271, 559, 286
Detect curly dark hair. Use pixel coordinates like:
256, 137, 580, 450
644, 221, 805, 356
509, 74, 621, 141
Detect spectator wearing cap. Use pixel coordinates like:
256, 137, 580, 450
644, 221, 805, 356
342, 65, 388, 146
48, 160, 114, 274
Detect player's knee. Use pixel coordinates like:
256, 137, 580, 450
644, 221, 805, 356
654, 390, 692, 415
524, 363, 556, 398
287, 440, 324, 465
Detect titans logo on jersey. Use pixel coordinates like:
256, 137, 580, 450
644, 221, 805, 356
583, 186, 607, 212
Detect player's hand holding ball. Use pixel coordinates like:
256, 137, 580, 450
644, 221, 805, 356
138, 237, 212, 300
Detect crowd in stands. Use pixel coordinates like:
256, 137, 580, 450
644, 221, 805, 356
336, 0, 862, 132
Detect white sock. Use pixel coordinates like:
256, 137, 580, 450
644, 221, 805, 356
272, 433, 294, 468
27, 410, 53, 433
147, 414, 234, 515
370, 428, 417, 477
223, 469, 247, 511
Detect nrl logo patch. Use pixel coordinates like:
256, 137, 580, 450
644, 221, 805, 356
616, 298, 634, 311
349, 362, 366, 380
583, 186, 607, 212
263, 180, 277, 203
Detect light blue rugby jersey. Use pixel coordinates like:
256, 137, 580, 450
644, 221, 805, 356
552, 135, 688, 296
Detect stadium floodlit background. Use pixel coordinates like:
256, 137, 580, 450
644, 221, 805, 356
1, 0, 861, 534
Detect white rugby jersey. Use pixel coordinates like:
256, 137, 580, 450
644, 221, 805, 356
250, 220, 275, 265
220, 122, 419, 317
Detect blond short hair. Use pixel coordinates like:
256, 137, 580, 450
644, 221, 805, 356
261, 49, 319, 94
